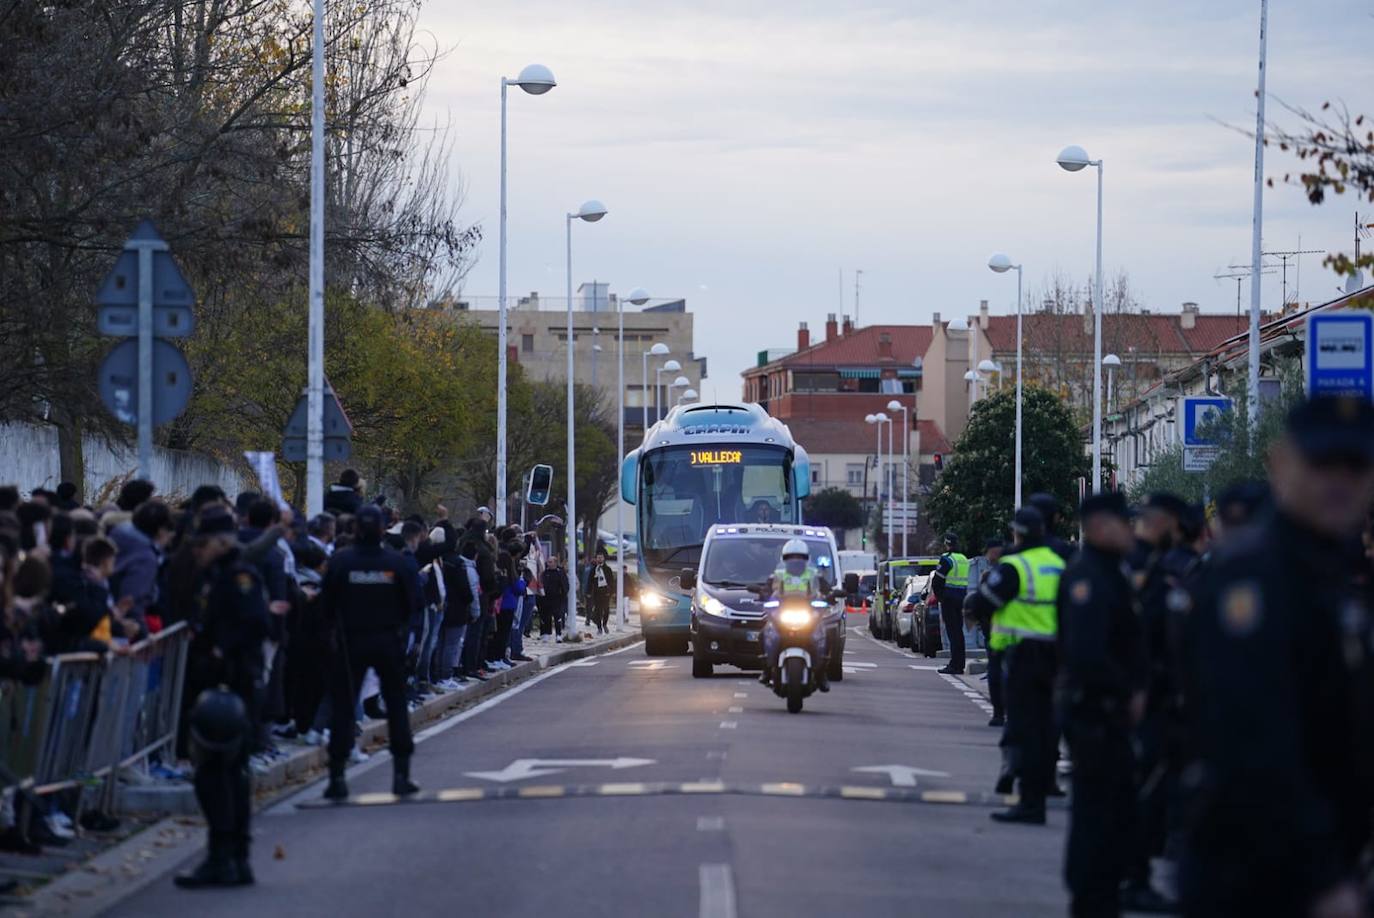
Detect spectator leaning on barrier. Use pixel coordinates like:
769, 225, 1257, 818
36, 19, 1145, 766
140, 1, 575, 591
109, 499, 174, 636
323, 469, 364, 517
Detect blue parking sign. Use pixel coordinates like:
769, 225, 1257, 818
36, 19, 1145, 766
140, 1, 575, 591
1307, 312, 1374, 399
1181, 396, 1232, 473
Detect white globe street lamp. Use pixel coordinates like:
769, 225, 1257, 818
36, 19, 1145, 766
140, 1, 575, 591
1057, 143, 1105, 494
1103, 352, 1122, 415
656, 359, 682, 423
563, 198, 607, 636
989, 251, 1025, 508
886, 398, 911, 557
496, 63, 556, 524
866, 412, 894, 564
642, 342, 669, 431
616, 287, 651, 628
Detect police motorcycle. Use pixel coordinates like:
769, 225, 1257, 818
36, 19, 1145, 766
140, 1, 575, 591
760, 539, 833, 714
764, 594, 833, 713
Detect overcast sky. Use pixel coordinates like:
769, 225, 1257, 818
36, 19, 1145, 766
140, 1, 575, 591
420, 0, 1374, 396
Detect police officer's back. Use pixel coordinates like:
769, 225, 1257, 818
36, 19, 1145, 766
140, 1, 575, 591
321, 505, 422, 800
1057, 492, 1147, 917
1180, 396, 1374, 918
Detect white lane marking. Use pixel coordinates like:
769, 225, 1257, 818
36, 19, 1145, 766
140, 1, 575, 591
909, 664, 943, 671
465, 757, 656, 783
845, 661, 877, 668
707, 751, 728, 760
727, 706, 743, 714
266, 643, 644, 815
720, 721, 738, 730
732, 692, 748, 699
699, 863, 738, 918
628, 660, 676, 671
566, 660, 599, 667
697, 816, 725, 832
852, 764, 951, 787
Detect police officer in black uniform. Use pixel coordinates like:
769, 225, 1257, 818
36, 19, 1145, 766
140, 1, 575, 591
1180, 395, 1374, 918
176, 507, 270, 889
1058, 492, 1147, 917
321, 504, 423, 800
1028, 492, 1075, 563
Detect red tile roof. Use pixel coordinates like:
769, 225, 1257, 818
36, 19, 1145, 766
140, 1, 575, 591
786, 419, 882, 455
979, 312, 1250, 359
744, 324, 933, 376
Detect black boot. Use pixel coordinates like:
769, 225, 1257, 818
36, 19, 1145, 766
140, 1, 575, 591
175, 839, 240, 889
758, 668, 772, 687
1118, 883, 1177, 914
392, 756, 420, 797
994, 749, 1016, 795
323, 764, 349, 801
233, 835, 255, 886
816, 669, 830, 693
989, 802, 1046, 825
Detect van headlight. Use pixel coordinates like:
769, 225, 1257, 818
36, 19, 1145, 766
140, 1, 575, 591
698, 593, 728, 618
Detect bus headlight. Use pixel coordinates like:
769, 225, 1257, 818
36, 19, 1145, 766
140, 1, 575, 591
778, 606, 817, 630
698, 593, 728, 619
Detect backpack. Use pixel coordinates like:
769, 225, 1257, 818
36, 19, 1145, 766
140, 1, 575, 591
445, 555, 474, 611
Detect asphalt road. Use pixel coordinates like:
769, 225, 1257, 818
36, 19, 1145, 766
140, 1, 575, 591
105, 616, 1069, 917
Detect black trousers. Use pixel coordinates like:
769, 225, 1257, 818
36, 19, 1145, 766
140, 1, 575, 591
1129, 711, 1174, 887
939, 589, 966, 670
987, 647, 1005, 719
1002, 639, 1057, 809
591, 595, 611, 630
328, 630, 414, 769
193, 725, 251, 861
1065, 718, 1135, 918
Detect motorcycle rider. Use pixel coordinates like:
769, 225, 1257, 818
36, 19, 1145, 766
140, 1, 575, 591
759, 539, 830, 693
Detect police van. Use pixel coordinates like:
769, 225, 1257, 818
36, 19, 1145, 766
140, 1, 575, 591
681, 524, 846, 681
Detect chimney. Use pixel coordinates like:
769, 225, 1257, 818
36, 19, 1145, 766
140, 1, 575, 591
932, 311, 941, 327
825, 313, 839, 341
877, 332, 894, 360
979, 299, 990, 329
1083, 299, 1093, 336
1180, 301, 1198, 330
797, 321, 810, 351
841, 314, 854, 336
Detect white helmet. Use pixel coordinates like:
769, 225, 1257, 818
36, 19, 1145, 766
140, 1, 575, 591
781, 538, 810, 560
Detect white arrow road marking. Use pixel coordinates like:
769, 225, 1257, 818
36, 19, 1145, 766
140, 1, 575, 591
842, 661, 878, 674
851, 764, 951, 787
464, 757, 656, 783
566, 660, 600, 668
628, 660, 676, 671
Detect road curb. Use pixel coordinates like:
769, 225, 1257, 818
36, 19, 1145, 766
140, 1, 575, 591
20, 629, 645, 917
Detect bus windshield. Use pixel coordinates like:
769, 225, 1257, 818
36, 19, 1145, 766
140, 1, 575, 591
640, 445, 794, 570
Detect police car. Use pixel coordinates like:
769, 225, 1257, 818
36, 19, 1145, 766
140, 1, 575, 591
681, 524, 846, 681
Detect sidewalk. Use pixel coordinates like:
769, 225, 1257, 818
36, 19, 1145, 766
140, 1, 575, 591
8, 614, 644, 916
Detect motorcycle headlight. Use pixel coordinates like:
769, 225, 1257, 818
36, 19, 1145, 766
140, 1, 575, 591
778, 607, 817, 629
698, 593, 728, 618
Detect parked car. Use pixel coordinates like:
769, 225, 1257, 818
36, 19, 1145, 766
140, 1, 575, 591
894, 572, 932, 649
871, 558, 939, 641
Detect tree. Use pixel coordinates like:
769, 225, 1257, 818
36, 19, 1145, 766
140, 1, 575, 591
804, 487, 865, 531
926, 386, 1089, 548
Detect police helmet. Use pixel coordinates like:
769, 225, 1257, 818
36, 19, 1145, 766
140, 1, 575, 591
781, 538, 810, 561
188, 688, 249, 757
942, 531, 959, 547
1011, 506, 1045, 540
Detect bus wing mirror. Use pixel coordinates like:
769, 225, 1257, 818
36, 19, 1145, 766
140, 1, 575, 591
620, 452, 639, 505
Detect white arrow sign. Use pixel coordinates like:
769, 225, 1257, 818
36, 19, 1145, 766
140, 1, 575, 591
465, 757, 656, 783
628, 660, 676, 671
851, 765, 950, 787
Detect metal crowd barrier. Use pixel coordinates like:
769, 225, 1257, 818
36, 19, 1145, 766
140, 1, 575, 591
0, 622, 192, 806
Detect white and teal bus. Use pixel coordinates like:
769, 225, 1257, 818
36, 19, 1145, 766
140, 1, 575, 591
620, 403, 811, 655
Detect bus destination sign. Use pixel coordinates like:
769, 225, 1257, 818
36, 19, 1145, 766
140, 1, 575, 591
690, 449, 743, 465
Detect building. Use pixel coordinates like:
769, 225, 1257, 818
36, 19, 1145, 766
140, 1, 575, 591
1105, 287, 1373, 491
437, 286, 707, 434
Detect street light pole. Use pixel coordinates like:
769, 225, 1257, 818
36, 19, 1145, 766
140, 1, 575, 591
618, 288, 651, 629
497, 64, 556, 526
563, 200, 607, 639
1057, 145, 1105, 494
988, 255, 1024, 508
886, 399, 909, 557
656, 360, 681, 425
306, 0, 326, 516
1247, 0, 1269, 432
642, 344, 669, 431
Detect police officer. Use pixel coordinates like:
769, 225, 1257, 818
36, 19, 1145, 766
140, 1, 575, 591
1180, 396, 1374, 918
176, 507, 270, 889
968, 507, 1064, 824
1029, 492, 1075, 563
1125, 492, 1189, 913
321, 504, 423, 800
1058, 492, 1147, 917
930, 532, 970, 674
759, 539, 829, 692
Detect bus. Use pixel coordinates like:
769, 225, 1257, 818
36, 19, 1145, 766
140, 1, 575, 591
620, 402, 811, 655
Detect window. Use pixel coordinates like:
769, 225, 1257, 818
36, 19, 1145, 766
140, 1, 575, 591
845, 464, 864, 487
810, 463, 822, 485
521, 334, 534, 353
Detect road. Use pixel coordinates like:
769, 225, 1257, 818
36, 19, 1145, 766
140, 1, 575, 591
106, 617, 1069, 917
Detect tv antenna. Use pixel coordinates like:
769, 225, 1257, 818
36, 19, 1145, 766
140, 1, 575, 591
1261, 246, 1324, 307
1219, 263, 1275, 324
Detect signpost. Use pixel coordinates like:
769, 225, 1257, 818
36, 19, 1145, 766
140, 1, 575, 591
95, 221, 195, 480
282, 383, 352, 462
1181, 396, 1233, 473
1306, 311, 1374, 400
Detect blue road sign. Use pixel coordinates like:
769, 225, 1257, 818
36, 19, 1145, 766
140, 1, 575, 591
97, 339, 193, 427
1307, 311, 1374, 399
1180, 396, 1232, 473
95, 220, 195, 337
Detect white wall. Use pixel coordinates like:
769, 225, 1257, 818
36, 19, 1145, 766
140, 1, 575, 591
0, 422, 248, 503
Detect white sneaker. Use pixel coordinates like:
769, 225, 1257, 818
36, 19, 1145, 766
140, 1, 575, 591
438, 678, 460, 691
349, 747, 370, 765
299, 729, 322, 746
